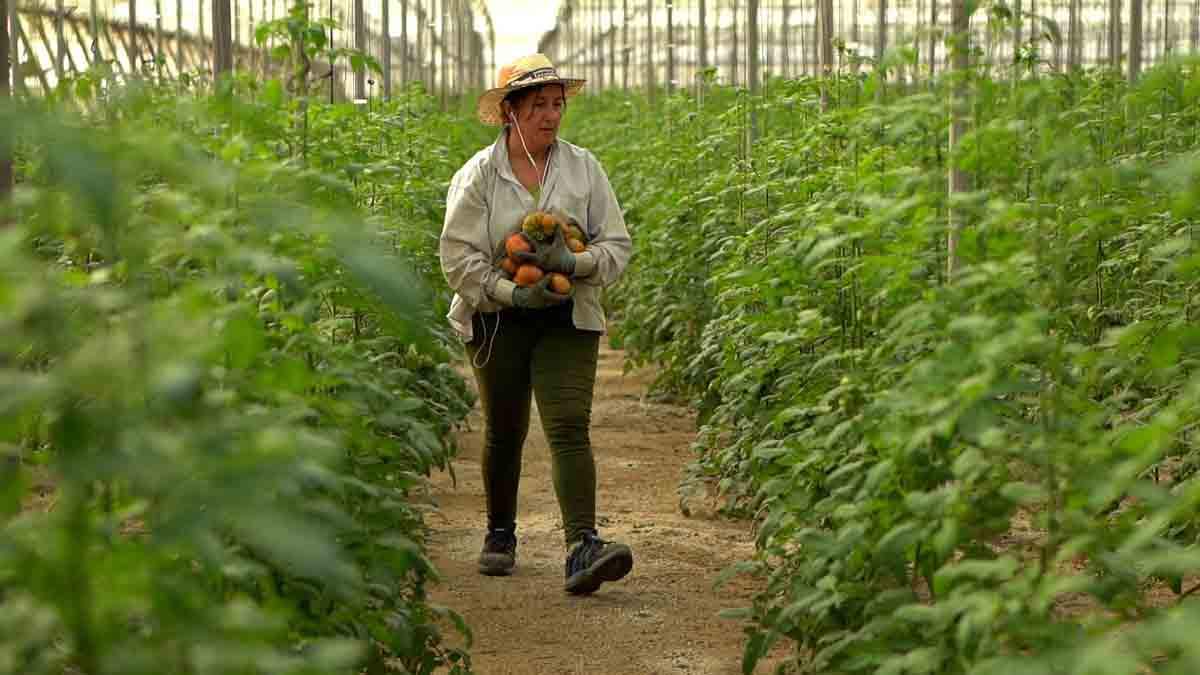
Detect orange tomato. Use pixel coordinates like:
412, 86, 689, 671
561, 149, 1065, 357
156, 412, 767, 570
513, 264, 545, 287
548, 272, 572, 294
505, 233, 532, 257
566, 238, 586, 253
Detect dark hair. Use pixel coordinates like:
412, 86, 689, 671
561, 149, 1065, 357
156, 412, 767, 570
502, 84, 568, 121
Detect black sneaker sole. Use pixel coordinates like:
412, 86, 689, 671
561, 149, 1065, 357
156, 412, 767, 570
564, 544, 633, 595
478, 553, 515, 576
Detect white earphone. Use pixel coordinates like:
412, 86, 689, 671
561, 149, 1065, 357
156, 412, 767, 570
507, 105, 549, 191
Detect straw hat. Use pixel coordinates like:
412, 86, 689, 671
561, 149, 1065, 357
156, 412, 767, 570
476, 54, 586, 126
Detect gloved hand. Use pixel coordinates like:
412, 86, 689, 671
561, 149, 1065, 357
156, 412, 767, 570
512, 275, 571, 309
514, 228, 576, 275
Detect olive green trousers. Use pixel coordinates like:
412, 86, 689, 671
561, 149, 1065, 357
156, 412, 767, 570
464, 302, 600, 545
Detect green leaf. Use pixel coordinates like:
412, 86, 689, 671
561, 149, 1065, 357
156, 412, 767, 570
222, 310, 267, 370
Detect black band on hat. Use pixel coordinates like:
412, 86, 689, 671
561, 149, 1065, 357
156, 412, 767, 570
510, 67, 558, 85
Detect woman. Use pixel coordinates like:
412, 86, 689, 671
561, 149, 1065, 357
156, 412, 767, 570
439, 54, 634, 595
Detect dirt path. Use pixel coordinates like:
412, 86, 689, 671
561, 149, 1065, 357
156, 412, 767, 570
425, 343, 782, 675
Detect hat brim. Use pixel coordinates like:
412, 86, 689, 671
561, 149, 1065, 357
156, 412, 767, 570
477, 77, 586, 126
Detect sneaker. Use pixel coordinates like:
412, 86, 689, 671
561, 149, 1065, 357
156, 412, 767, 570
478, 528, 517, 576
564, 530, 633, 595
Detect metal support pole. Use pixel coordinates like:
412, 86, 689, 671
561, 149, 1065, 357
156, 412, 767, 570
748, 0, 758, 94
0, 0, 9, 207
400, 0, 408, 88
0, 0, 8, 102
247, 0, 254, 76
416, 0, 424, 90
91, 0, 99, 66
731, 0, 740, 86
1130, 0, 1143, 81
130, 0, 139, 75
667, 0, 674, 94
354, 0, 364, 98
328, 0, 335, 103
383, 0, 392, 98
439, 0, 446, 107
157, 0, 164, 83
198, 0, 206, 71
55, 0, 64, 78
608, 0, 615, 88
645, 0, 653, 99
621, 0, 629, 89
214, 0, 233, 81
456, 0, 464, 97
177, 0, 184, 80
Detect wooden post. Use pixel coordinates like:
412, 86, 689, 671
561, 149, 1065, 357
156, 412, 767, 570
214, 0, 233, 81
698, 0, 707, 70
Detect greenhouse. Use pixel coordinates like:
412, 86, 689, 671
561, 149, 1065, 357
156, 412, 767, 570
2, 0, 1200, 673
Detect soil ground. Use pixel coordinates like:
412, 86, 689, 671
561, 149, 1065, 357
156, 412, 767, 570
425, 343, 788, 675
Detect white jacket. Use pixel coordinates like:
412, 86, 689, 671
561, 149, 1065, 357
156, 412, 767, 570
439, 133, 633, 341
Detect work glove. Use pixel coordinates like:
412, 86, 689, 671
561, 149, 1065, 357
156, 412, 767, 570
514, 228, 576, 275
512, 275, 571, 309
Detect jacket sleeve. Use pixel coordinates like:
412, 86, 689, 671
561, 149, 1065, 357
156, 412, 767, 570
572, 151, 632, 286
440, 163, 519, 307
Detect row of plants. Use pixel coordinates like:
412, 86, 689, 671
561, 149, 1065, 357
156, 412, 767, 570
1, 40, 487, 675
567, 51, 1200, 673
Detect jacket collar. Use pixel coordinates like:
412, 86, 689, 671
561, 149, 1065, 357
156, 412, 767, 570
491, 131, 560, 207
